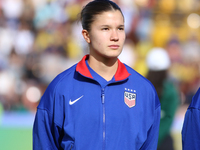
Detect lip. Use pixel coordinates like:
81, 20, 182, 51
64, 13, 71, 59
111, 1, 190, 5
109, 45, 120, 49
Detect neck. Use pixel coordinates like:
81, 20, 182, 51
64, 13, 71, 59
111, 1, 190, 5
88, 55, 118, 81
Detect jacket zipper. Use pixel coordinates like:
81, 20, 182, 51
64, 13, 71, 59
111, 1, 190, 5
101, 88, 105, 150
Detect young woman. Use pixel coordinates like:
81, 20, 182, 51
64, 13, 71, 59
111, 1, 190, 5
33, 0, 161, 149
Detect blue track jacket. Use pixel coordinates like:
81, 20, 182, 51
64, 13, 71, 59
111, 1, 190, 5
33, 55, 161, 150
182, 87, 200, 150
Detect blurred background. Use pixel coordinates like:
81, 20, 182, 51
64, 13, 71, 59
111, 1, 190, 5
0, 0, 199, 149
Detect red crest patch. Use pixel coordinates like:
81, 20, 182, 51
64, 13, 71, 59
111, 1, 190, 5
124, 91, 136, 108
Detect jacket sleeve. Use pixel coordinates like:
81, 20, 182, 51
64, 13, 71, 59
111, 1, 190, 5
140, 104, 161, 150
139, 88, 161, 150
182, 108, 200, 150
33, 108, 62, 150
33, 79, 64, 150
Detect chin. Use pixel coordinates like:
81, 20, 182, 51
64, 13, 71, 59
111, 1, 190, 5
104, 54, 120, 59
110, 51, 122, 58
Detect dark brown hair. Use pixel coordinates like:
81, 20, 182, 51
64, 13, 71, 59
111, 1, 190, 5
80, 0, 124, 31
146, 70, 167, 98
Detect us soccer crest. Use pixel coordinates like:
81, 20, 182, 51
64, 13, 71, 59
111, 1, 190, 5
124, 91, 136, 108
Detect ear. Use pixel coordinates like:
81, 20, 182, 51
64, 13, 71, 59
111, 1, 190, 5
82, 29, 90, 43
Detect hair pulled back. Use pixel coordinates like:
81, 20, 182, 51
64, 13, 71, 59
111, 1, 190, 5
80, 0, 123, 31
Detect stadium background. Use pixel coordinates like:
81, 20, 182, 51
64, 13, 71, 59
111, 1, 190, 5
0, 0, 200, 149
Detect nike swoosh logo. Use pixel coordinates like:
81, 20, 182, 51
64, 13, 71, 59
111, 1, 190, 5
69, 95, 84, 105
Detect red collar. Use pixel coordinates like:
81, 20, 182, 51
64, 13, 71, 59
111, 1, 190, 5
76, 55, 131, 81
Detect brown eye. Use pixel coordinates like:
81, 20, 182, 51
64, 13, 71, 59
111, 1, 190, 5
102, 28, 109, 31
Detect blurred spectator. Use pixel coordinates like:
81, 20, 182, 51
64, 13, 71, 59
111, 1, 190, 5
146, 48, 180, 150
14, 21, 34, 56
0, 26, 15, 56
0, 102, 2, 124
1, 0, 24, 28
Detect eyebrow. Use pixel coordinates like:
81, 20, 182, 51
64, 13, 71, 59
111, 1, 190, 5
118, 24, 124, 27
100, 25, 124, 28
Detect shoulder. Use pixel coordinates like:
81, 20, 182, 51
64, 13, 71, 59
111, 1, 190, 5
37, 64, 77, 108
125, 64, 155, 88
189, 88, 200, 110
49, 64, 77, 90
125, 64, 160, 108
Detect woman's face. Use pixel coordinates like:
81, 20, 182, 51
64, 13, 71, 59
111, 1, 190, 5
83, 10, 126, 60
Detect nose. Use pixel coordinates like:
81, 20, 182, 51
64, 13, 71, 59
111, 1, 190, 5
110, 30, 119, 41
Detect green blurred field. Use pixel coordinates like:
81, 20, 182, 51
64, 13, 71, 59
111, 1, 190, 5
0, 110, 34, 150
0, 128, 182, 150
0, 127, 32, 150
